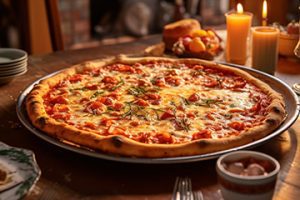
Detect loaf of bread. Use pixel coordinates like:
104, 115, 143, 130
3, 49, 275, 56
163, 19, 201, 50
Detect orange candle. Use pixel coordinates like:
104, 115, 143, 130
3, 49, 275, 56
225, 4, 253, 65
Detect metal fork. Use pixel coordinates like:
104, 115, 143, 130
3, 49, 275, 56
193, 191, 204, 200
172, 177, 194, 200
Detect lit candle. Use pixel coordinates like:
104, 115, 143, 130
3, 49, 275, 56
262, 0, 267, 26
251, 27, 279, 75
225, 4, 253, 65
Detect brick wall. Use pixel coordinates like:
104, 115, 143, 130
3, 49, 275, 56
58, 0, 90, 49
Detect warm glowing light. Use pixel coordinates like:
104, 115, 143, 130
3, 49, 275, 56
262, 0, 267, 19
237, 3, 243, 14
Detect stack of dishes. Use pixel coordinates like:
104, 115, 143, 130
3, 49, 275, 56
0, 48, 28, 84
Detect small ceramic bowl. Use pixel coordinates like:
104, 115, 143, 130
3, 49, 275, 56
216, 151, 280, 200
278, 32, 299, 57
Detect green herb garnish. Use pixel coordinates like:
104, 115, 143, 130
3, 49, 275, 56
180, 96, 190, 105
111, 79, 125, 91
150, 108, 165, 120
69, 87, 88, 92
195, 98, 222, 107
174, 117, 191, 132
128, 86, 146, 96
90, 90, 104, 99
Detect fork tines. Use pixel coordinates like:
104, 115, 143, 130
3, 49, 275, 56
172, 177, 194, 200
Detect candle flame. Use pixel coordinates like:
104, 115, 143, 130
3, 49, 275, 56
237, 3, 243, 14
262, 0, 267, 18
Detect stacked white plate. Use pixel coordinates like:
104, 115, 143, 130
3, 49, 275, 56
0, 48, 28, 84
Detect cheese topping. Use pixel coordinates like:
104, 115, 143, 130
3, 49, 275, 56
43, 62, 270, 144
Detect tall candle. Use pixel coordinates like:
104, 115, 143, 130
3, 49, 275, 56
225, 4, 253, 65
252, 27, 279, 75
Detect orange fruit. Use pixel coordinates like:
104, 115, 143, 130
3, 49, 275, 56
207, 30, 216, 37
189, 38, 206, 53
192, 29, 207, 37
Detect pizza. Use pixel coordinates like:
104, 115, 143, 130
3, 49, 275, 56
26, 55, 286, 158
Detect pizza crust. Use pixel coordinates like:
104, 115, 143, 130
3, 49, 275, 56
26, 55, 286, 158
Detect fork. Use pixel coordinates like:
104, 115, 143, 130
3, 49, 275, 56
193, 191, 204, 200
172, 177, 195, 200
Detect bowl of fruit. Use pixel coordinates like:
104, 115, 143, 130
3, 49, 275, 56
144, 19, 223, 60
276, 20, 299, 57
171, 28, 222, 60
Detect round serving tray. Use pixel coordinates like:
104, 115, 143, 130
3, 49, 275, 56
16, 63, 300, 164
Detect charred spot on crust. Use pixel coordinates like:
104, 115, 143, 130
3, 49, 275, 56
272, 106, 281, 114
266, 118, 276, 125
196, 140, 209, 148
29, 101, 39, 106
27, 96, 35, 102
111, 136, 123, 148
36, 117, 47, 128
33, 85, 43, 90
93, 139, 100, 144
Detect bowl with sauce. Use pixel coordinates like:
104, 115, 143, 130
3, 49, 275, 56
216, 150, 280, 200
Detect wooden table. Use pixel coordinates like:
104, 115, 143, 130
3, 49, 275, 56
0, 35, 300, 200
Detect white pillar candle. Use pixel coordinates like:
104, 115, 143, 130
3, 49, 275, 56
251, 27, 279, 75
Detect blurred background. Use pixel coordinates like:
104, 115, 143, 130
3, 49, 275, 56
0, 0, 298, 55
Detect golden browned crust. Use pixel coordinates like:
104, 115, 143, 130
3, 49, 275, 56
26, 55, 286, 158
163, 19, 201, 50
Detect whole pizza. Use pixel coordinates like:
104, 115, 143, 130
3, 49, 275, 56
26, 55, 286, 158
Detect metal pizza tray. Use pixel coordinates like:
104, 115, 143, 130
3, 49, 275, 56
16, 63, 300, 164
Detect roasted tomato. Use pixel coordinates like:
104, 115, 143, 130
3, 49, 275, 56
69, 74, 83, 83
134, 132, 151, 143
145, 93, 161, 100
193, 65, 204, 70
108, 126, 126, 135
102, 76, 118, 84
188, 93, 199, 102
192, 130, 212, 140
53, 104, 69, 112
203, 76, 218, 87
222, 77, 246, 89
112, 102, 123, 111
50, 96, 68, 105
130, 121, 140, 127
98, 97, 113, 106
151, 77, 165, 87
228, 121, 245, 131
52, 113, 71, 121
84, 122, 97, 130
154, 133, 173, 144
100, 117, 115, 127
85, 101, 105, 115
135, 99, 149, 107
85, 84, 98, 90
164, 76, 181, 86
160, 109, 175, 120
112, 64, 135, 73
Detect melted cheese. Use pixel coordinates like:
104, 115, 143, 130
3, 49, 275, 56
44, 62, 268, 144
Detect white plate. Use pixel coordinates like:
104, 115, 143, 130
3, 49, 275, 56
0, 64, 27, 76
0, 60, 27, 71
0, 48, 27, 65
0, 142, 40, 200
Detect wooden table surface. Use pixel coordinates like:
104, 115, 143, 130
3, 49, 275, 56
0, 35, 300, 200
